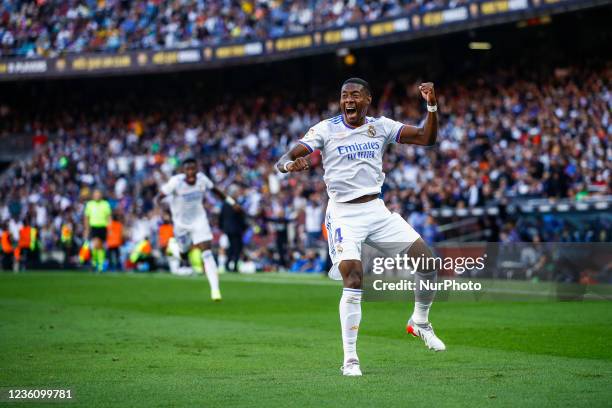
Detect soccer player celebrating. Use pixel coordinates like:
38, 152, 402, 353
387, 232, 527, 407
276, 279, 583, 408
276, 78, 445, 376
156, 158, 240, 302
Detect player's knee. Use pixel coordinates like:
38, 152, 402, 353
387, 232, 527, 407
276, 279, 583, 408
340, 260, 362, 289
346, 272, 362, 289
408, 238, 436, 274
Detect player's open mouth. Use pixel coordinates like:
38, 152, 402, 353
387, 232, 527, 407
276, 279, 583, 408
345, 106, 357, 118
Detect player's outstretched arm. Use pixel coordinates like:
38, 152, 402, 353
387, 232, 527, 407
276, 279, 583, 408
211, 187, 242, 212
397, 82, 438, 146
276, 143, 311, 173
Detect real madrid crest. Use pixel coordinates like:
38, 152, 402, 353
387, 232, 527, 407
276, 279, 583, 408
335, 243, 344, 254
367, 125, 376, 138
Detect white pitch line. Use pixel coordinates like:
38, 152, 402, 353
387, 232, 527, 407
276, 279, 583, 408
86, 272, 612, 300
222, 276, 337, 287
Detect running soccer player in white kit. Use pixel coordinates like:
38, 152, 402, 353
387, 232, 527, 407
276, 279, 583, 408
276, 78, 445, 376
156, 158, 241, 302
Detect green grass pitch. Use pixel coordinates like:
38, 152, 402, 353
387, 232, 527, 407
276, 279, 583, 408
1, 272, 611, 407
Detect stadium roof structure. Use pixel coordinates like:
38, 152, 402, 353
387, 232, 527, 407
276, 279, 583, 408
0, 0, 605, 81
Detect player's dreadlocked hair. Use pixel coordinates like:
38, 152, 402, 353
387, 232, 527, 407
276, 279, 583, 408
342, 78, 371, 95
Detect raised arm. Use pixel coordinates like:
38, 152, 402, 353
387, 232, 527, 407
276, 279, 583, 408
397, 82, 438, 146
275, 143, 312, 173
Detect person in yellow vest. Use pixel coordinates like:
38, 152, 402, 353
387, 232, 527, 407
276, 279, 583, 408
60, 218, 74, 269
83, 189, 112, 272
17, 218, 37, 271
129, 237, 155, 271
1, 222, 14, 271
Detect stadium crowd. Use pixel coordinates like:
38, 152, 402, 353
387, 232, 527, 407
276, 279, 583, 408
1, 0, 468, 58
0, 63, 610, 271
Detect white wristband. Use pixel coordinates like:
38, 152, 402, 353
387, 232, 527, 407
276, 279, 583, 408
283, 161, 293, 172
427, 104, 438, 112
225, 196, 236, 206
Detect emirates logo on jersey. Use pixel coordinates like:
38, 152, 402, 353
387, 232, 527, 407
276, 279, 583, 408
367, 125, 376, 137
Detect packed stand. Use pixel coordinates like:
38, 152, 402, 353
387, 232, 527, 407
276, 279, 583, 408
0, 64, 610, 272
0, 0, 469, 58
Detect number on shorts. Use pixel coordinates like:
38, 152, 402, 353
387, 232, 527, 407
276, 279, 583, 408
334, 227, 343, 243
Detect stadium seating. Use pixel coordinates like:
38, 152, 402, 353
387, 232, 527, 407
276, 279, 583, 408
0, 62, 609, 271
0, 0, 467, 58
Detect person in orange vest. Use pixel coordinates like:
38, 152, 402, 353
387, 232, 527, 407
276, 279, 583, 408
106, 212, 124, 271
17, 218, 38, 271
158, 212, 174, 255
1, 222, 14, 271
60, 217, 75, 269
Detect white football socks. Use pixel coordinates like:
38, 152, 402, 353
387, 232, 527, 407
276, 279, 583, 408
202, 250, 220, 293
340, 288, 362, 364
412, 270, 437, 324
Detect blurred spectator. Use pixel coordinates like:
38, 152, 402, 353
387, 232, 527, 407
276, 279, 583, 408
290, 249, 325, 273
17, 217, 38, 270
1, 222, 14, 271
128, 237, 155, 271
158, 212, 174, 255
304, 193, 324, 248
0, 0, 464, 58
219, 186, 248, 272
253, 247, 276, 272
60, 215, 75, 268
265, 205, 294, 270
422, 215, 440, 245
0, 63, 609, 272
107, 212, 125, 271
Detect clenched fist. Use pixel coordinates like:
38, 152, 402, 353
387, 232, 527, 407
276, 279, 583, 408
286, 157, 311, 172
419, 82, 436, 106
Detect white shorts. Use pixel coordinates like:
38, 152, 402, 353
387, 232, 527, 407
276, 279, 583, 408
325, 198, 421, 280
173, 216, 213, 253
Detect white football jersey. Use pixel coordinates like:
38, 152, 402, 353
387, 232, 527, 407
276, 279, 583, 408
160, 172, 214, 228
299, 115, 404, 203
